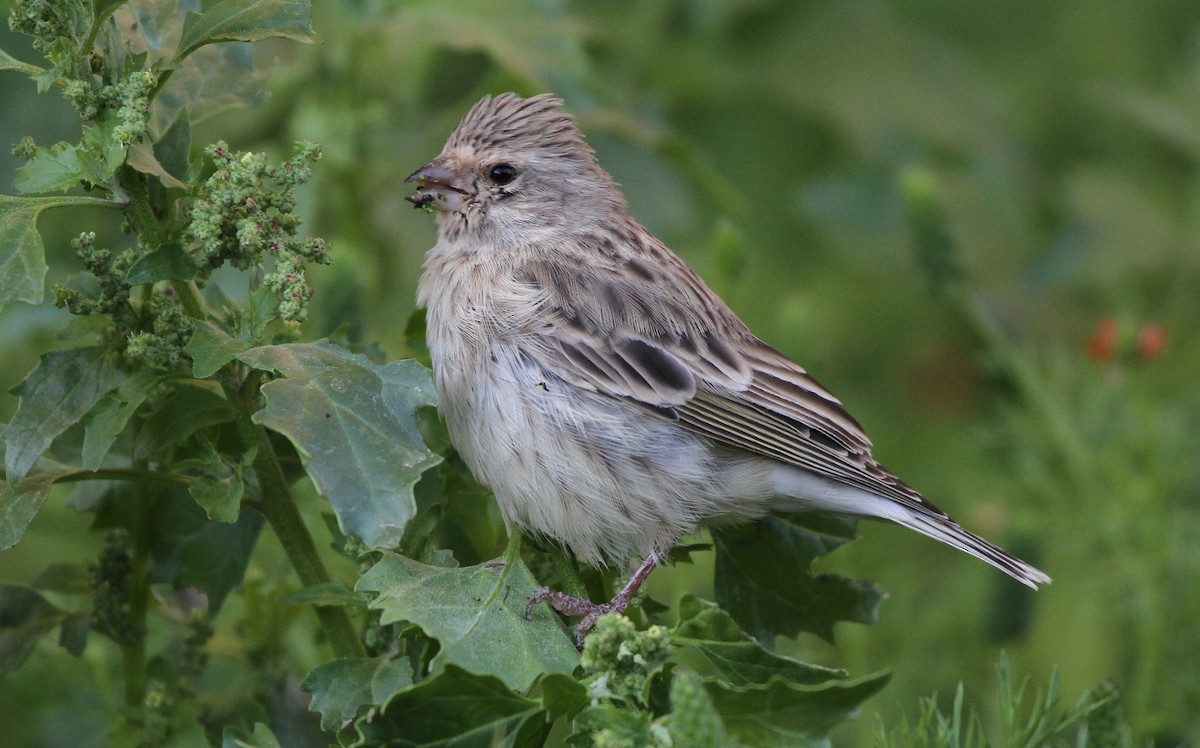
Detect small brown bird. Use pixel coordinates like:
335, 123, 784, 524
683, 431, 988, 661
408, 93, 1049, 644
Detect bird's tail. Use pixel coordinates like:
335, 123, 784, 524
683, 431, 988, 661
890, 509, 1051, 589
770, 464, 1051, 589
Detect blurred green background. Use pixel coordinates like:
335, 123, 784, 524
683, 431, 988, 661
2, 0, 1198, 744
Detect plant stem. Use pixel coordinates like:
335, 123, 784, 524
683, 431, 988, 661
123, 476, 152, 707
225, 376, 365, 659
171, 280, 207, 319
116, 166, 166, 247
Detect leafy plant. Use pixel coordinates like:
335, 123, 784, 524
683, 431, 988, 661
874, 654, 1134, 748
0, 2, 893, 745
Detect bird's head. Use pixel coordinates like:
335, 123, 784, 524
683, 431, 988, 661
406, 93, 625, 241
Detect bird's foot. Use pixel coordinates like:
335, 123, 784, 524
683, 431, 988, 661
526, 588, 627, 648
525, 550, 665, 648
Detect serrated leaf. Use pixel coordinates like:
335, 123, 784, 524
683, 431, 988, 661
185, 322, 250, 378
147, 486, 264, 612
712, 513, 885, 644
301, 656, 414, 731
0, 194, 118, 311
706, 670, 891, 748
13, 142, 83, 194
81, 369, 164, 470
0, 197, 47, 309
0, 470, 76, 551
356, 665, 545, 748
0, 585, 68, 674
358, 551, 579, 690
3, 347, 122, 484
672, 595, 846, 687
237, 341, 441, 548
176, 0, 314, 61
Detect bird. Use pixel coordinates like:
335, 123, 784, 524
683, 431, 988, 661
406, 93, 1050, 645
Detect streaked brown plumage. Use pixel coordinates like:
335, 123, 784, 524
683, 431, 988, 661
408, 93, 1049, 644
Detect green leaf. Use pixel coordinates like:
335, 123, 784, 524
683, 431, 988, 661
0, 194, 117, 311
0, 470, 76, 551
0, 585, 68, 674
125, 242, 198, 285
185, 322, 250, 379
134, 383, 233, 458
77, 124, 126, 184
127, 142, 191, 191
3, 347, 122, 484
301, 656, 414, 731
357, 552, 579, 690
91, 0, 128, 31
147, 486, 264, 612
176, 0, 315, 61
31, 562, 93, 596
712, 513, 885, 644
179, 441, 245, 523
13, 142, 83, 194
237, 341, 441, 548
671, 595, 847, 687
0, 48, 45, 78
81, 369, 164, 470
153, 110, 192, 180
531, 671, 589, 722
153, 44, 267, 131
221, 723, 282, 748
706, 670, 891, 748
355, 665, 545, 747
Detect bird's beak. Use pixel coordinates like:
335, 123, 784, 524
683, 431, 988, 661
405, 159, 468, 213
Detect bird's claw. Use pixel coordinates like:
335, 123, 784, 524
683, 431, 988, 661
525, 586, 620, 648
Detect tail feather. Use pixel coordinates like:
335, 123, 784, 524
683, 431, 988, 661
897, 512, 1051, 589
770, 464, 1051, 588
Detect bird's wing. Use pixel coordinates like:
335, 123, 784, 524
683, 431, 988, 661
515, 251, 924, 507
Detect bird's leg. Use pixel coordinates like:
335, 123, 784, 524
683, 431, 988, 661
526, 550, 664, 648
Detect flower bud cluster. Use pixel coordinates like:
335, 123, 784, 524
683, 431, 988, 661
186, 141, 331, 321
53, 232, 193, 369
581, 614, 670, 706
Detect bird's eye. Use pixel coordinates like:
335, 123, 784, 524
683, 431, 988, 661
488, 163, 518, 185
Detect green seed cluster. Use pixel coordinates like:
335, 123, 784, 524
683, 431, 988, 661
666, 670, 727, 747
53, 231, 134, 316
103, 70, 156, 144
581, 614, 670, 706
186, 141, 331, 321
7, 0, 85, 59
88, 530, 144, 647
53, 232, 193, 370
124, 290, 192, 370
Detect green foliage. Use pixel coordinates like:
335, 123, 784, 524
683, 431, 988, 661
2, 1, 1196, 746
713, 512, 886, 643
874, 654, 1130, 748
0, 3, 897, 745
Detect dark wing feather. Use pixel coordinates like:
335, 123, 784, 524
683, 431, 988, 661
516, 250, 931, 508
